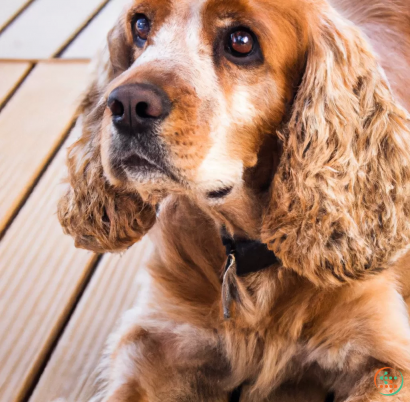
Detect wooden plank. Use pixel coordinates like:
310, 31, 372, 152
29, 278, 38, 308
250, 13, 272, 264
0, 126, 98, 402
0, 0, 33, 32
0, 61, 89, 235
29, 239, 155, 402
0, 62, 32, 108
63, 0, 130, 59
0, 0, 109, 59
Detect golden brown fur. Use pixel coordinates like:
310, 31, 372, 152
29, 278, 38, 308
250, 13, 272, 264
262, 7, 410, 286
57, 0, 410, 400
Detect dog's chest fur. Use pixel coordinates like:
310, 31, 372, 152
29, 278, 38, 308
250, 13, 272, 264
135, 196, 410, 397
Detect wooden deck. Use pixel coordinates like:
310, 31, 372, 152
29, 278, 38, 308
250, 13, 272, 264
0, 2, 154, 401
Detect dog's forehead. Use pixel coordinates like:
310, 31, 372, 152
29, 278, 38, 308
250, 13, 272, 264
128, 0, 260, 82
129, 0, 221, 99
130, 0, 256, 28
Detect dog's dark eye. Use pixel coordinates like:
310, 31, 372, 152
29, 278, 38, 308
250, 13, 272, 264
133, 15, 150, 47
229, 31, 254, 56
223, 27, 263, 66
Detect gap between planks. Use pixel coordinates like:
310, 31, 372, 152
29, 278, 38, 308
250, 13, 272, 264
0, 61, 90, 237
0, 0, 36, 34
0, 62, 33, 110
29, 240, 155, 402
0, 125, 99, 402
62, 0, 130, 60
0, 0, 110, 60
54, 0, 112, 58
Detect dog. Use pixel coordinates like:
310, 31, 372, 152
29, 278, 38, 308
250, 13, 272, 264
58, 0, 410, 400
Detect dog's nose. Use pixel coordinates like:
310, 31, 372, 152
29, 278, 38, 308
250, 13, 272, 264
107, 83, 171, 134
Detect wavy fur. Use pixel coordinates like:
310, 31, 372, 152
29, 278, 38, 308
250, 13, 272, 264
57, 0, 410, 400
263, 9, 410, 285
58, 45, 156, 253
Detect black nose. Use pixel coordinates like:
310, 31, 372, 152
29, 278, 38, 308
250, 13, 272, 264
107, 83, 171, 134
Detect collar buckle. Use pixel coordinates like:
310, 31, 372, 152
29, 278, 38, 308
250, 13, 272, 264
221, 253, 236, 320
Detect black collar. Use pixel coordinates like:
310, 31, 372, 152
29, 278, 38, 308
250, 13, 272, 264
221, 229, 280, 276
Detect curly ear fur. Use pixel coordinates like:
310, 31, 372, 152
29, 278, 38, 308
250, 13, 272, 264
107, 15, 133, 76
262, 5, 410, 286
58, 23, 156, 253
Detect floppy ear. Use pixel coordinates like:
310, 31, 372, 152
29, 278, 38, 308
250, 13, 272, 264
262, 6, 410, 285
58, 21, 156, 253
107, 14, 133, 76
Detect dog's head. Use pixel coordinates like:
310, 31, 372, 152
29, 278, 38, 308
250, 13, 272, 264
58, 0, 410, 285
100, 0, 307, 196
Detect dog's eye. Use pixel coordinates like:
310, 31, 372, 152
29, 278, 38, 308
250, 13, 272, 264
223, 27, 263, 66
229, 31, 254, 56
133, 15, 150, 47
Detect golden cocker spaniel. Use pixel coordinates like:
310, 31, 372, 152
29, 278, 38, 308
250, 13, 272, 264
58, 0, 410, 400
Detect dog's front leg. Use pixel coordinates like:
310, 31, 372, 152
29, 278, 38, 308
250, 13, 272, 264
97, 322, 231, 402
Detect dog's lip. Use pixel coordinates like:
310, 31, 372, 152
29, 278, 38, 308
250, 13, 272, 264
123, 153, 162, 172
122, 153, 180, 182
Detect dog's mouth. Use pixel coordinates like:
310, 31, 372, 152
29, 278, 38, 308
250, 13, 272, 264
123, 153, 162, 173
121, 152, 180, 184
